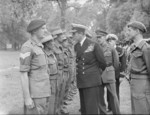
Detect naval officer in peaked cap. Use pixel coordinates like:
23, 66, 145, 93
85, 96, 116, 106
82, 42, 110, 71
71, 23, 107, 114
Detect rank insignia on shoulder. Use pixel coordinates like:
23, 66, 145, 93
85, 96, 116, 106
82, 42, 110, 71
20, 52, 31, 59
85, 44, 94, 53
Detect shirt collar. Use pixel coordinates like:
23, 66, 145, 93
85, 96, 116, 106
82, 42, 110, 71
30, 39, 44, 48
130, 39, 145, 52
80, 36, 86, 46
135, 39, 145, 49
44, 49, 53, 56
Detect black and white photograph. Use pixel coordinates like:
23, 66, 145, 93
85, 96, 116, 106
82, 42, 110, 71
0, 0, 150, 114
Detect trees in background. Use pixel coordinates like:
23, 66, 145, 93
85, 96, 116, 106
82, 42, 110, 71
106, 0, 150, 42
0, 0, 150, 49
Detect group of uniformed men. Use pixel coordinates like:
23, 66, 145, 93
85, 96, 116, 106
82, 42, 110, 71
20, 19, 150, 115
20, 19, 77, 115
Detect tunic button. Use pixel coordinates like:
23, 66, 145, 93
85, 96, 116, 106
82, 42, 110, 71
83, 72, 85, 74
83, 67, 84, 69
83, 58, 84, 60
83, 63, 84, 65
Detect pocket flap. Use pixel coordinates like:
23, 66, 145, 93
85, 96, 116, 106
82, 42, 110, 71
133, 52, 143, 57
34, 49, 44, 55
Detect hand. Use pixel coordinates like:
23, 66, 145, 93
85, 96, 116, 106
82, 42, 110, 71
24, 97, 35, 109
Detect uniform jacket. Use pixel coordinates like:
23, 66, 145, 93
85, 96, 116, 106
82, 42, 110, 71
53, 43, 64, 70
74, 38, 106, 88
20, 39, 51, 98
44, 50, 58, 79
101, 44, 119, 83
116, 46, 127, 76
129, 40, 150, 78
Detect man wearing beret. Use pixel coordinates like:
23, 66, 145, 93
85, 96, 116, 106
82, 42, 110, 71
72, 23, 107, 114
20, 19, 51, 114
126, 21, 150, 114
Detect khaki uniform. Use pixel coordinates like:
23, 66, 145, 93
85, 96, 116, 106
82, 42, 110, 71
53, 43, 64, 114
60, 48, 70, 113
99, 43, 120, 114
129, 40, 150, 114
62, 45, 77, 109
44, 50, 58, 114
20, 39, 51, 114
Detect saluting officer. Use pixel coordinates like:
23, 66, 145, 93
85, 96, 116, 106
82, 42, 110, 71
20, 19, 51, 114
126, 21, 150, 114
41, 35, 58, 114
72, 23, 107, 114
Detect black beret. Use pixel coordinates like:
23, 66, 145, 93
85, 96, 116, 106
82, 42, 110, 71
27, 19, 46, 33
127, 21, 147, 33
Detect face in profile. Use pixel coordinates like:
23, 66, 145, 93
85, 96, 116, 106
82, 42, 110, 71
35, 25, 48, 40
125, 27, 138, 41
45, 39, 55, 50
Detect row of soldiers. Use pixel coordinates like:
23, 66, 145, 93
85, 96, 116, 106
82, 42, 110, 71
20, 19, 78, 115
20, 19, 127, 115
42, 27, 77, 115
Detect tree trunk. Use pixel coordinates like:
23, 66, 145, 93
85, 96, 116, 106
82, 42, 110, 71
59, 0, 67, 29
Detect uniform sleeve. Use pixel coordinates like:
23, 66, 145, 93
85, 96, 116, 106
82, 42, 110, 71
20, 46, 32, 72
94, 43, 106, 71
143, 46, 150, 76
120, 48, 127, 72
112, 48, 120, 71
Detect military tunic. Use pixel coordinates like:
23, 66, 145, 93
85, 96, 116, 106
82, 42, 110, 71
129, 40, 150, 114
53, 43, 64, 114
100, 43, 120, 114
75, 38, 106, 114
44, 50, 58, 114
20, 39, 51, 114
59, 48, 70, 114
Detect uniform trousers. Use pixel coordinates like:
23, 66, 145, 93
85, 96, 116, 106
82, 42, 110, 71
79, 86, 99, 115
99, 83, 120, 114
59, 71, 70, 114
24, 97, 49, 115
55, 70, 63, 114
48, 74, 58, 114
130, 74, 150, 114
107, 78, 120, 111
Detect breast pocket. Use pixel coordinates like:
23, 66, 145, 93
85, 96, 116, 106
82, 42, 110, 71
33, 48, 47, 66
132, 51, 143, 68
133, 52, 143, 58
48, 58, 58, 74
